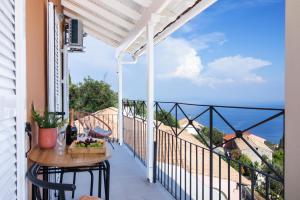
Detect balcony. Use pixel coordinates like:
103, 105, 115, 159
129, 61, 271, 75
68, 100, 284, 200
63, 144, 174, 200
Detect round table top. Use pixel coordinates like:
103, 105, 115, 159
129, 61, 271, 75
29, 145, 111, 167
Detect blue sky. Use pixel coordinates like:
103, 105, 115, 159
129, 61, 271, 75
69, 0, 284, 107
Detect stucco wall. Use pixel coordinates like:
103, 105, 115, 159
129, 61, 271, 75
26, 0, 62, 145
285, 0, 300, 199
26, 0, 48, 145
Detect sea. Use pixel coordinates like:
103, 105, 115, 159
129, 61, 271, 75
159, 102, 284, 144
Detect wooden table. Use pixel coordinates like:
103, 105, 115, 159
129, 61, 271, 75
29, 146, 111, 200
29, 146, 111, 167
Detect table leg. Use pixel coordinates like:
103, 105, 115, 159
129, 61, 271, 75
104, 160, 110, 200
43, 166, 49, 200
32, 184, 36, 200
88, 170, 94, 195
72, 172, 76, 198
98, 163, 102, 197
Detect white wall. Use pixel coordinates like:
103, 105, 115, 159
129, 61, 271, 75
285, 0, 300, 199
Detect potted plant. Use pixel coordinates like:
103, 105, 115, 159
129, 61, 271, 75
32, 105, 65, 149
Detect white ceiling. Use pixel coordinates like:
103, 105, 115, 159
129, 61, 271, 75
62, 0, 216, 58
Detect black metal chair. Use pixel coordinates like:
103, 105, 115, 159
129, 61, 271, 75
27, 163, 75, 200
27, 164, 103, 200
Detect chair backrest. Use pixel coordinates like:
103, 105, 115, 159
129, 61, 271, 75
27, 163, 75, 200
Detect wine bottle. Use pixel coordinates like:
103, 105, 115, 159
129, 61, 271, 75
66, 109, 74, 145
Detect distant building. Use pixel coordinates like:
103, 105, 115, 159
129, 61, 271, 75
223, 132, 273, 164
178, 118, 204, 135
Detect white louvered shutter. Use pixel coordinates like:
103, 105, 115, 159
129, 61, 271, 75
48, 3, 62, 112
0, 0, 18, 199
62, 55, 70, 121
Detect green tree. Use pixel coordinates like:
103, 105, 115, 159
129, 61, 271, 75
273, 148, 284, 168
69, 76, 117, 112
155, 109, 179, 128
123, 100, 179, 127
229, 153, 254, 177
279, 135, 284, 149
195, 126, 224, 146
259, 148, 284, 199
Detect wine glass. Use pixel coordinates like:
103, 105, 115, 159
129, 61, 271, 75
56, 132, 65, 155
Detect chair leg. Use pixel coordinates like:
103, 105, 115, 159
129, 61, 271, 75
88, 170, 94, 195
32, 184, 36, 200
104, 160, 110, 200
60, 169, 64, 183
98, 164, 102, 197
71, 172, 76, 198
42, 166, 49, 200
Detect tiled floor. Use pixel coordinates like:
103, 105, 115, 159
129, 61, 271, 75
63, 144, 174, 200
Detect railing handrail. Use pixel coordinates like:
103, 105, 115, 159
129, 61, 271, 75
123, 99, 285, 111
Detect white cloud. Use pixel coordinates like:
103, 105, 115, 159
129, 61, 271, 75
155, 37, 203, 79
191, 32, 227, 50
175, 28, 227, 50
190, 32, 227, 50
157, 37, 271, 87
206, 55, 271, 83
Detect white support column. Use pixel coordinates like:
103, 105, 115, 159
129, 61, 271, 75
117, 59, 124, 145
285, 1, 300, 198
146, 15, 156, 183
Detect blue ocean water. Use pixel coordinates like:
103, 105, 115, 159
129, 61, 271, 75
159, 103, 284, 144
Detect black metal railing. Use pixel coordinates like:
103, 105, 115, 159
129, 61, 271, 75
123, 100, 148, 165
122, 100, 285, 200
75, 111, 119, 141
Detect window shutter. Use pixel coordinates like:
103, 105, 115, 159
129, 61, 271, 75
48, 3, 62, 112
62, 52, 69, 121
0, 0, 18, 199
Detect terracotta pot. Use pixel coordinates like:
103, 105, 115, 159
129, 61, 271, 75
38, 128, 58, 149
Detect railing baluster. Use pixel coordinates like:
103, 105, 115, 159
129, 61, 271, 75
168, 133, 170, 191
185, 140, 187, 200
219, 155, 221, 200
175, 103, 178, 199
141, 119, 143, 162
196, 146, 198, 200
138, 120, 140, 163
175, 135, 178, 199
180, 139, 182, 200
228, 158, 231, 200
164, 131, 167, 188
251, 168, 255, 200
133, 101, 136, 157
209, 106, 213, 200
202, 148, 204, 200
160, 130, 163, 184
171, 134, 174, 196
239, 163, 242, 200
265, 176, 270, 200
158, 130, 160, 182
189, 143, 192, 200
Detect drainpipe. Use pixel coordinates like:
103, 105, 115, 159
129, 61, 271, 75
116, 53, 138, 146
146, 14, 159, 183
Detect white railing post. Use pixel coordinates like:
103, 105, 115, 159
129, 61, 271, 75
147, 14, 158, 183
117, 59, 123, 145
